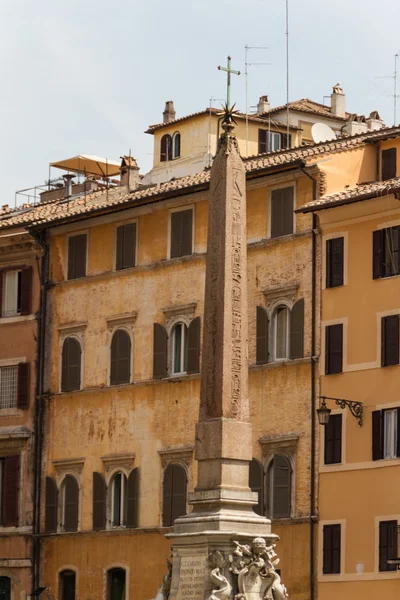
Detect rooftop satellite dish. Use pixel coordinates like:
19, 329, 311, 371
311, 123, 336, 143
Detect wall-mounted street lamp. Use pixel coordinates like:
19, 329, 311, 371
317, 396, 364, 427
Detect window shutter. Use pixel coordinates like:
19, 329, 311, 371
61, 338, 82, 392
170, 211, 182, 259
382, 148, 397, 181
258, 129, 268, 154
323, 524, 341, 574
0, 271, 3, 316
281, 133, 292, 149
272, 455, 291, 519
173, 133, 181, 159
116, 226, 124, 270
60, 572, 76, 600
17, 362, 30, 409
290, 299, 304, 359
256, 306, 269, 364
325, 324, 343, 375
187, 317, 201, 374
20, 267, 33, 315
372, 410, 384, 461
381, 315, 399, 366
45, 476, 58, 532
160, 135, 167, 162
397, 408, 400, 458
110, 330, 131, 385
324, 414, 342, 465
126, 468, 139, 528
92, 472, 106, 531
271, 188, 294, 238
63, 475, 79, 532
3, 455, 20, 527
68, 235, 76, 280
162, 465, 173, 526
171, 464, 187, 523
68, 234, 87, 280
181, 209, 193, 257
116, 224, 136, 271
153, 323, 168, 379
379, 521, 398, 571
249, 459, 264, 516
373, 230, 383, 279
327, 238, 344, 288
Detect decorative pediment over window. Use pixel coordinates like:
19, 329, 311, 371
258, 433, 299, 462
100, 452, 135, 476
162, 302, 197, 330
58, 322, 87, 342
158, 445, 194, 469
262, 284, 299, 313
106, 312, 137, 332
0, 426, 30, 453
53, 457, 85, 483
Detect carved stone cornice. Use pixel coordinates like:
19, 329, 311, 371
0, 426, 30, 453
101, 452, 135, 475
158, 446, 194, 468
106, 312, 137, 329
262, 284, 299, 311
258, 434, 299, 460
58, 322, 87, 336
53, 457, 85, 481
162, 303, 197, 328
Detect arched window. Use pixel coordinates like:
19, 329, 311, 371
107, 568, 126, 600
172, 322, 188, 375
61, 474, 79, 532
0, 577, 11, 600
162, 463, 187, 526
172, 132, 181, 159
110, 329, 131, 385
61, 337, 82, 392
160, 134, 172, 162
273, 305, 290, 360
59, 570, 76, 600
110, 472, 128, 527
249, 458, 264, 516
267, 455, 292, 519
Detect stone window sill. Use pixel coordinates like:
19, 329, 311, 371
249, 357, 312, 371
0, 314, 36, 325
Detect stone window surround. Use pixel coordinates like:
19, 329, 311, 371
58, 565, 79, 600
163, 302, 197, 377
0, 428, 29, 532
101, 453, 136, 530
258, 433, 299, 519
58, 323, 87, 393
52, 457, 85, 533
262, 284, 300, 363
103, 563, 130, 600
158, 445, 194, 526
106, 313, 137, 386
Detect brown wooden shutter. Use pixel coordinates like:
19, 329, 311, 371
290, 299, 304, 359
126, 468, 139, 528
379, 520, 398, 571
68, 235, 87, 280
256, 306, 268, 364
60, 571, 76, 600
397, 409, 400, 458
181, 209, 193, 257
45, 476, 58, 532
0, 271, 3, 317
116, 226, 124, 270
382, 148, 397, 181
173, 133, 181, 158
162, 464, 173, 526
187, 317, 200, 374
325, 324, 343, 375
61, 338, 82, 392
63, 475, 79, 532
272, 455, 291, 519
258, 129, 267, 154
373, 230, 384, 279
323, 524, 341, 574
92, 472, 106, 531
281, 133, 292, 149
17, 362, 30, 409
110, 330, 131, 385
271, 188, 293, 238
3, 455, 20, 526
20, 267, 33, 315
170, 211, 182, 259
381, 315, 400, 366
160, 135, 167, 162
324, 414, 342, 465
326, 238, 344, 288
153, 323, 168, 379
249, 459, 264, 516
171, 464, 187, 523
372, 410, 384, 461
116, 224, 136, 271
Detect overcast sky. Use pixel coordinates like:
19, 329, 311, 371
1, 0, 400, 205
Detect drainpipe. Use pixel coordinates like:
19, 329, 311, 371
300, 165, 317, 600
30, 229, 49, 592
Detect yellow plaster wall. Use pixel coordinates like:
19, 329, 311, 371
319, 145, 377, 195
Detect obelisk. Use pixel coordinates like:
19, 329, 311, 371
164, 113, 284, 600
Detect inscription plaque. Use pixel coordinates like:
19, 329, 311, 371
176, 555, 207, 600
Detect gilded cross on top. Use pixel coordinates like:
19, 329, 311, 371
217, 56, 240, 110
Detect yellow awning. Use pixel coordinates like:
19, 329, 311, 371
50, 154, 121, 178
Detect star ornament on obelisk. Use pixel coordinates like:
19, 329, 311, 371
157, 57, 289, 600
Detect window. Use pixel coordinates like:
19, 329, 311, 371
274, 306, 290, 360
61, 337, 82, 392
324, 414, 342, 465
0, 267, 32, 317
116, 223, 136, 270
160, 134, 172, 162
170, 209, 193, 259
93, 468, 138, 531
270, 187, 294, 238
0, 577, 11, 600
107, 568, 126, 600
0, 363, 30, 411
162, 463, 187, 527
372, 408, 400, 460
257, 299, 304, 364
61, 475, 79, 532
326, 237, 344, 288
172, 132, 181, 159
373, 227, 400, 279
382, 148, 397, 181
172, 322, 188, 375
0, 455, 20, 526
323, 524, 341, 574
258, 131, 292, 154
381, 315, 399, 367
67, 234, 87, 280
110, 472, 127, 527
267, 455, 291, 519
325, 324, 343, 375
45, 476, 58, 533
249, 458, 264, 516
60, 570, 76, 600
379, 520, 398, 572
110, 329, 131, 385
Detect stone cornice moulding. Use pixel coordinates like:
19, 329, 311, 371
101, 452, 136, 475
106, 312, 138, 330
258, 434, 300, 458
162, 302, 197, 329
262, 284, 300, 311
58, 322, 88, 336
158, 445, 194, 468
53, 457, 85, 482
0, 426, 30, 453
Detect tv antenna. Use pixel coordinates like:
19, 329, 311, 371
374, 51, 400, 125
244, 45, 270, 156
285, 0, 290, 147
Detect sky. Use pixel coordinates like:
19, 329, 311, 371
1, 0, 400, 206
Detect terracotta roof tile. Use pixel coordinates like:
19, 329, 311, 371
263, 98, 352, 122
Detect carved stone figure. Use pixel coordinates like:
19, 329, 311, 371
154, 559, 172, 600
208, 551, 232, 600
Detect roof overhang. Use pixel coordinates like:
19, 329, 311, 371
50, 155, 121, 178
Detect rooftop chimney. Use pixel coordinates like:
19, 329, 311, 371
331, 83, 346, 118
257, 95, 270, 115
120, 156, 140, 191
63, 174, 75, 199
366, 110, 384, 131
163, 101, 176, 124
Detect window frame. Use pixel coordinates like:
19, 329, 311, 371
60, 334, 83, 393
325, 323, 344, 375
59, 473, 80, 533
114, 220, 138, 272
161, 462, 188, 527
377, 519, 399, 572
322, 523, 342, 575
171, 321, 189, 376
0, 576, 11, 600
66, 231, 89, 281
272, 304, 291, 361
268, 183, 296, 239
383, 408, 399, 460
109, 327, 133, 386
106, 567, 127, 600
168, 205, 195, 260
172, 132, 181, 160
109, 471, 128, 529
0, 364, 19, 411
266, 453, 293, 520
59, 568, 77, 600
1, 269, 22, 318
